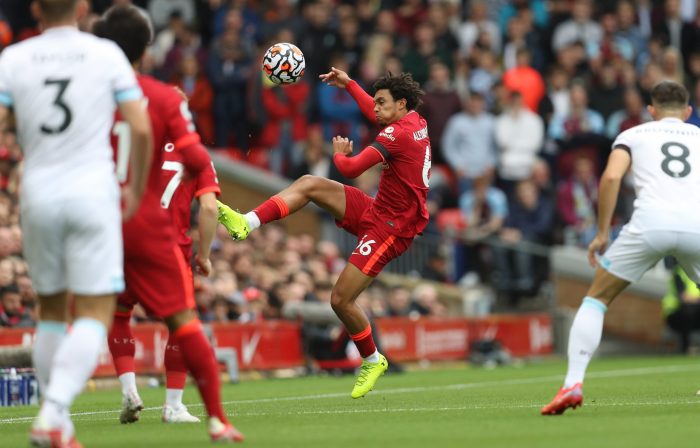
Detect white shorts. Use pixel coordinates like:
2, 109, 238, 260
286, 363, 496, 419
599, 227, 700, 283
21, 196, 125, 296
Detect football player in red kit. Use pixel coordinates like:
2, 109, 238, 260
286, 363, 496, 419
218, 67, 431, 398
94, 6, 243, 442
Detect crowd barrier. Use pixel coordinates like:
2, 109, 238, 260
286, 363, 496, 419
0, 314, 552, 377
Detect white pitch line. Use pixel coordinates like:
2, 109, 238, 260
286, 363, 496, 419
1, 363, 699, 425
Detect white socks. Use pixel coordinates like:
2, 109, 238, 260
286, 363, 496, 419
32, 321, 68, 394
166, 388, 184, 408
118, 372, 137, 397
564, 296, 607, 388
40, 318, 107, 420
245, 212, 261, 231
364, 350, 380, 364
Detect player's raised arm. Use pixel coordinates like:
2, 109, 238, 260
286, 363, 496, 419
331, 136, 384, 179
118, 98, 153, 220
320, 67, 378, 125
587, 148, 631, 267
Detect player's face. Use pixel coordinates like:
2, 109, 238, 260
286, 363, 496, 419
373, 89, 406, 125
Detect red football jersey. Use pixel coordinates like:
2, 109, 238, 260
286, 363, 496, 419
112, 74, 203, 246
161, 143, 220, 260
367, 111, 431, 237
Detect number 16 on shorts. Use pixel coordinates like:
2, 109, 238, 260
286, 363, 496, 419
353, 235, 376, 256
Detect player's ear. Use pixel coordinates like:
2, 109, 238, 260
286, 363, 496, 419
398, 98, 407, 111
76, 0, 89, 20
30, 1, 41, 22
684, 105, 692, 121
646, 105, 656, 119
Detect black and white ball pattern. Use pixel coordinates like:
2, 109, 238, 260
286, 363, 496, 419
262, 42, 306, 85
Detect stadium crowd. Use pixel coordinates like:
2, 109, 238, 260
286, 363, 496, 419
1, 0, 700, 324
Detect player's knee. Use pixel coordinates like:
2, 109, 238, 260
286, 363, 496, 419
330, 290, 350, 312
297, 174, 324, 196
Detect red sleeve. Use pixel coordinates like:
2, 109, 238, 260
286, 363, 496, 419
180, 143, 211, 175
333, 146, 384, 179
195, 160, 221, 198
347, 80, 378, 125
163, 87, 207, 174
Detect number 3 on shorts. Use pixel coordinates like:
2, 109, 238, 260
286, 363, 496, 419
354, 235, 376, 256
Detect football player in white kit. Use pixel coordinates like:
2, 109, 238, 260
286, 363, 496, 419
0, 1, 152, 446
542, 80, 700, 415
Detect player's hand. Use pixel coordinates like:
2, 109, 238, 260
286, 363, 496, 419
319, 67, 351, 88
121, 186, 140, 221
587, 233, 609, 268
196, 254, 212, 277
332, 136, 353, 156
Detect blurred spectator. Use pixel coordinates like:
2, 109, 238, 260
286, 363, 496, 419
426, 3, 459, 58
457, 0, 501, 57
298, 1, 338, 84
290, 126, 340, 182
207, 30, 253, 150
606, 88, 652, 138
469, 51, 501, 103
654, 0, 683, 50
419, 61, 462, 166
401, 22, 452, 86
557, 156, 598, 247
548, 81, 605, 140
538, 65, 571, 124
663, 264, 700, 354
421, 248, 450, 284
616, 0, 647, 65
589, 63, 625, 121
686, 78, 700, 127
410, 283, 445, 317
394, 0, 428, 38
160, 24, 208, 83
332, 12, 364, 78
150, 9, 186, 68
386, 286, 411, 317
495, 91, 544, 189
260, 0, 302, 41
173, 54, 215, 144
492, 180, 553, 301
552, 0, 602, 54
442, 92, 496, 192
503, 49, 545, 113
317, 56, 362, 145
0, 284, 33, 327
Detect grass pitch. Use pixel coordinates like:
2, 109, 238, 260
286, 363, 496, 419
2, 356, 700, 448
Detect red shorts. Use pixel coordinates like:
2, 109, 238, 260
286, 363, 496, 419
336, 185, 414, 277
118, 227, 195, 318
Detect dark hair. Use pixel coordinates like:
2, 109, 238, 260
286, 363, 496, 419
0, 284, 19, 297
92, 5, 152, 64
38, 0, 79, 21
651, 81, 689, 109
373, 72, 424, 110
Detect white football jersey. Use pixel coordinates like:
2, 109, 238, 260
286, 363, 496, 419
0, 26, 142, 205
613, 117, 700, 233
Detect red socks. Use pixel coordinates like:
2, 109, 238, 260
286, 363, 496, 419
173, 319, 227, 423
164, 334, 187, 389
350, 325, 377, 358
253, 195, 289, 224
108, 311, 135, 375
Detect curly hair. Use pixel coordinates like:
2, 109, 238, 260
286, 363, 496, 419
372, 72, 425, 111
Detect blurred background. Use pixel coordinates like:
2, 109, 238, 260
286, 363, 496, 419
1, 0, 698, 380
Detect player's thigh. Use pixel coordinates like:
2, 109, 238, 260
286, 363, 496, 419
598, 227, 664, 285
124, 243, 195, 319
347, 226, 414, 278
305, 176, 351, 221
64, 197, 125, 296
671, 231, 700, 283
334, 185, 374, 236
586, 267, 630, 304
20, 202, 67, 295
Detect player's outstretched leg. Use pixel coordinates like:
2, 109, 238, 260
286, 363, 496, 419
167, 314, 244, 442
162, 336, 200, 423
108, 309, 144, 424
541, 296, 606, 415
217, 175, 347, 240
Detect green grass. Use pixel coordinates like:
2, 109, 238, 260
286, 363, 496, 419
3, 356, 700, 448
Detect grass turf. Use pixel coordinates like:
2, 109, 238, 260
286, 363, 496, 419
2, 356, 700, 448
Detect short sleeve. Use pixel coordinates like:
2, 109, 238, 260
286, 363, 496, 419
488, 189, 509, 219
612, 129, 633, 154
0, 49, 14, 107
105, 41, 142, 104
370, 124, 402, 161
195, 161, 221, 198
163, 87, 200, 150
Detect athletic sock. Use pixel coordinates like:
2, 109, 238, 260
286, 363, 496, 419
244, 212, 261, 231
252, 195, 289, 225
108, 312, 136, 394
350, 325, 378, 359
32, 321, 68, 394
40, 318, 107, 415
564, 296, 607, 388
164, 334, 187, 407
173, 319, 228, 424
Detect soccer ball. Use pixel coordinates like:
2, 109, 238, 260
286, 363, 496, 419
262, 42, 305, 85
